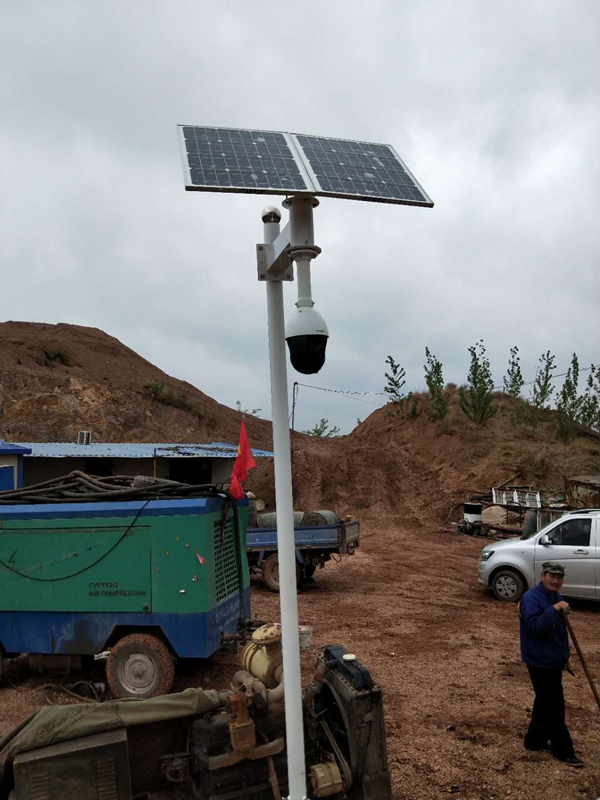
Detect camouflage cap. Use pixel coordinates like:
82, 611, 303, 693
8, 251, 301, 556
542, 561, 565, 576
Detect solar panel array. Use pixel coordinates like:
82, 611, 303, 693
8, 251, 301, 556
179, 125, 433, 207
181, 127, 309, 194
295, 135, 429, 205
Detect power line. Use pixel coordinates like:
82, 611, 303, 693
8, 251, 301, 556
295, 363, 597, 406
493, 364, 595, 392
294, 382, 386, 406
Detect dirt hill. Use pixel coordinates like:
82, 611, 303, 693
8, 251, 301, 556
253, 390, 600, 525
0, 321, 272, 448
1, 321, 597, 524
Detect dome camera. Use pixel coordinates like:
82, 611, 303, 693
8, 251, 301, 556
285, 306, 329, 375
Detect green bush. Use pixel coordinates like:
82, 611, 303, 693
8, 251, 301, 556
43, 347, 69, 367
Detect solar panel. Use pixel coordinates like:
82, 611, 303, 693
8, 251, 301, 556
179, 126, 310, 196
178, 126, 433, 207
292, 134, 431, 206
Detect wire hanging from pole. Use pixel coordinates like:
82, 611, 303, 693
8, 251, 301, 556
290, 381, 299, 485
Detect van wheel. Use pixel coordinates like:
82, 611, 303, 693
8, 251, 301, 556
262, 554, 301, 593
491, 570, 526, 602
107, 633, 174, 699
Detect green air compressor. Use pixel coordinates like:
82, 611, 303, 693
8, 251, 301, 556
0, 487, 250, 698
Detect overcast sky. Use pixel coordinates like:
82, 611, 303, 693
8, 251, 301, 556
1, 1, 599, 435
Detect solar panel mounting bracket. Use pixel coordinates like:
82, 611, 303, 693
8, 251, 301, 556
256, 222, 294, 281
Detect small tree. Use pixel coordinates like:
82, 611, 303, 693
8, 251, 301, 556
579, 365, 600, 431
458, 340, 497, 427
424, 347, 448, 420
384, 355, 411, 415
527, 350, 556, 429
503, 346, 524, 397
556, 353, 581, 442
302, 418, 340, 437
530, 351, 556, 410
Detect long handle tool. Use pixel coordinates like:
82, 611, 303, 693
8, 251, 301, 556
565, 614, 600, 713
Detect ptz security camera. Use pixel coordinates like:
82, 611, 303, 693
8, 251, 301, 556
285, 306, 329, 375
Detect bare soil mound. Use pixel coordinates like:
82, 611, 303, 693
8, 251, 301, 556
1, 322, 596, 525
0, 321, 272, 448
252, 390, 599, 524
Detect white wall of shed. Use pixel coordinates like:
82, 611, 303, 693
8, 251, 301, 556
211, 457, 236, 485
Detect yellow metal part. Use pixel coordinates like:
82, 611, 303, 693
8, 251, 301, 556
241, 623, 283, 688
309, 761, 344, 797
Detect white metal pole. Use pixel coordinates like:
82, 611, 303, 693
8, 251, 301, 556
262, 208, 307, 800
287, 196, 317, 309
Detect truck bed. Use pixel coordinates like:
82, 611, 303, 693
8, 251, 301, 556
246, 519, 360, 554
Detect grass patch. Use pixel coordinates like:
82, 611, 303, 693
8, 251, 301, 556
143, 381, 204, 421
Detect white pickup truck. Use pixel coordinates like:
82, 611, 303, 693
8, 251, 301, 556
477, 509, 600, 602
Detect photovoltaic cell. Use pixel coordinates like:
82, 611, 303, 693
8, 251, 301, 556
181, 126, 309, 194
178, 126, 433, 207
294, 135, 431, 206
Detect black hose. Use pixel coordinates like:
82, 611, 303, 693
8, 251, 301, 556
0, 471, 223, 503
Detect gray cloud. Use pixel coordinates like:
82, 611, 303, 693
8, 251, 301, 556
1, 0, 598, 435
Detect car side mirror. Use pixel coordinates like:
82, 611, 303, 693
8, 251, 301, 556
539, 534, 551, 545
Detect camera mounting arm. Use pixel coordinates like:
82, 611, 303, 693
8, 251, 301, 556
256, 197, 321, 286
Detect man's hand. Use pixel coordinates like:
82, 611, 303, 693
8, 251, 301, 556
554, 601, 570, 612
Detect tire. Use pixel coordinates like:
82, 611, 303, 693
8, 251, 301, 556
304, 564, 317, 580
262, 553, 301, 593
106, 633, 175, 699
491, 569, 526, 602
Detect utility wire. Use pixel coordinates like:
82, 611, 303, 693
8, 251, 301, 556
493, 365, 595, 392
295, 363, 597, 403
294, 383, 386, 406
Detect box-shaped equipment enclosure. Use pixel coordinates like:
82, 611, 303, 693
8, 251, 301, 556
13, 729, 131, 800
0, 497, 249, 659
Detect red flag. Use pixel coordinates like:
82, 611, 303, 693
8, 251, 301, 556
229, 419, 256, 499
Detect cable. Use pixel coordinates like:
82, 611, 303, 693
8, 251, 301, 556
295, 383, 386, 406
0, 473, 244, 617
0, 470, 224, 504
290, 381, 299, 481
0, 499, 151, 582
295, 362, 597, 403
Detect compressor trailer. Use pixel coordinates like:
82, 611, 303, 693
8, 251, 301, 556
0, 474, 250, 698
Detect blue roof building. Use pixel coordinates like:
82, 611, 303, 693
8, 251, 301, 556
0, 441, 32, 490
9, 440, 272, 488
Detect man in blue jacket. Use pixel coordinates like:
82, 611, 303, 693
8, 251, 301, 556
519, 560, 584, 767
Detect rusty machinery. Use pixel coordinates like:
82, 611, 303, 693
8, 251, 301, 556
4, 623, 391, 800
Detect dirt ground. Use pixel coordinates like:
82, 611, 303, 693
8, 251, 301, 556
2, 517, 599, 800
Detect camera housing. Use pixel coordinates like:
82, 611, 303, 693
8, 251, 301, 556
285, 306, 329, 375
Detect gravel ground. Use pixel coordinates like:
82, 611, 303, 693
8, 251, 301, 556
2, 517, 599, 799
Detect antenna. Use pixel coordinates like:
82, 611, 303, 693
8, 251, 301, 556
178, 124, 433, 800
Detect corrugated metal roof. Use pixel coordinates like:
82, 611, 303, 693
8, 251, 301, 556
15, 442, 273, 459
0, 440, 32, 456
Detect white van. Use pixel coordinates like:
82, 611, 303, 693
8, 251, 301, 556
477, 510, 600, 602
